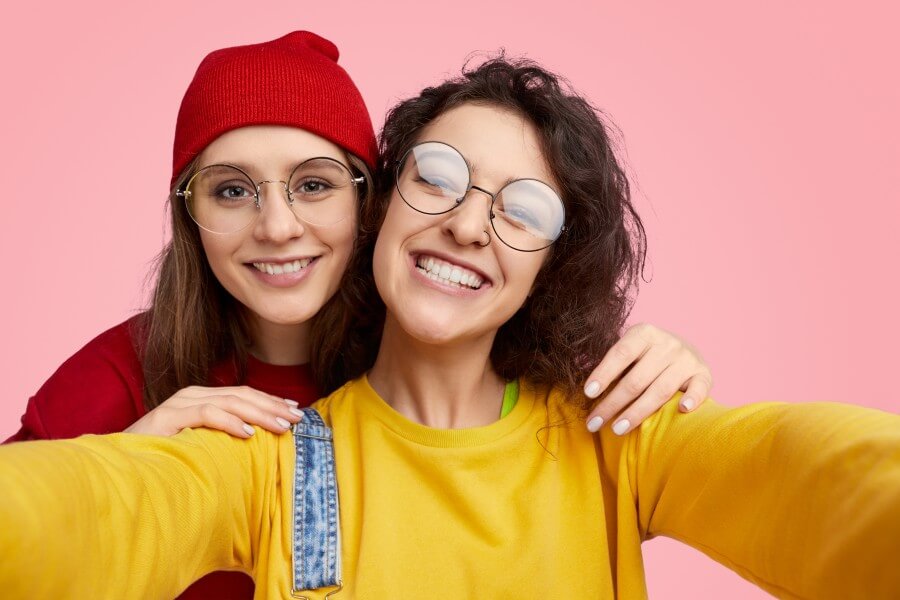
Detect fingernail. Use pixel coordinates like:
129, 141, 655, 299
284, 398, 299, 406
612, 419, 631, 436
586, 416, 604, 432
288, 407, 304, 419
584, 381, 602, 398
680, 397, 695, 412
242, 424, 255, 436
275, 417, 291, 429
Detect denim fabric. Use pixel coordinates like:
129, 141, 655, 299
291, 408, 341, 594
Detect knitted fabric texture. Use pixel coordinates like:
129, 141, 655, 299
171, 31, 376, 184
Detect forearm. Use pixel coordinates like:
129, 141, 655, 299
0, 431, 260, 598
629, 398, 900, 599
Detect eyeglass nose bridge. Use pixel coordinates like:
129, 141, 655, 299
254, 179, 294, 209
455, 185, 497, 219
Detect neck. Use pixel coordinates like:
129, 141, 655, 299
367, 314, 506, 429
247, 314, 311, 366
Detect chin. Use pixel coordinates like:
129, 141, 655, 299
397, 312, 473, 346
252, 304, 319, 327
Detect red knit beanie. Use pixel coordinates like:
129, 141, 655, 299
171, 31, 377, 185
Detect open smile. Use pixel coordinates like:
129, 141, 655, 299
244, 256, 319, 288
413, 254, 488, 290
251, 258, 313, 275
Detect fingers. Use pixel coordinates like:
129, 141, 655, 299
582, 325, 653, 399
127, 385, 304, 438
169, 386, 303, 433
678, 374, 712, 413
202, 394, 302, 434
584, 323, 714, 434
177, 403, 260, 438
125, 404, 254, 438
604, 364, 693, 435
585, 344, 670, 432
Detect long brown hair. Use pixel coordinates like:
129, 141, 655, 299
135, 155, 371, 410
326, 56, 648, 407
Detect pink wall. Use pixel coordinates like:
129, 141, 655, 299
1, 1, 896, 597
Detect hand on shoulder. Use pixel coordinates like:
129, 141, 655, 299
125, 385, 303, 438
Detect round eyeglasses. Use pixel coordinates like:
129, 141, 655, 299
395, 141, 566, 252
177, 158, 364, 234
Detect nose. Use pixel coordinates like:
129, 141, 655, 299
441, 187, 492, 247
252, 181, 306, 243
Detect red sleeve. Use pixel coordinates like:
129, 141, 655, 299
4, 317, 147, 442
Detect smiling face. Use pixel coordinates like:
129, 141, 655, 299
372, 103, 558, 346
194, 125, 358, 332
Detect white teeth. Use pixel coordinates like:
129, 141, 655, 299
252, 259, 313, 276
414, 255, 484, 290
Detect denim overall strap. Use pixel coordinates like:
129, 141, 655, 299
291, 408, 342, 598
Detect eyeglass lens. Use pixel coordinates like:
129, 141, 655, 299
397, 142, 565, 251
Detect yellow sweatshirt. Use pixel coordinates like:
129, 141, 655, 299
1, 377, 898, 599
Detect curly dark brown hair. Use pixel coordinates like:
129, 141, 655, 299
319, 56, 647, 408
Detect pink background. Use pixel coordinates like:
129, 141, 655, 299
1, 1, 897, 597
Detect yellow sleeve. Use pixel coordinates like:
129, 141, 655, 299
0, 427, 283, 599
609, 397, 900, 599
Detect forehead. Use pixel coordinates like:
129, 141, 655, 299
416, 103, 558, 189
198, 125, 346, 171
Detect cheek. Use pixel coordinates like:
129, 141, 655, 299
196, 232, 247, 305
328, 216, 358, 263
499, 251, 546, 300
372, 199, 407, 288
198, 231, 235, 275
372, 229, 391, 296
314, 217, 358, 292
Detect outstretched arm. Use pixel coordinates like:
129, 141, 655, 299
604, 396, 900, 599
0, 427, 290, 598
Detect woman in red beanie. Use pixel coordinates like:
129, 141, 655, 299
5, 32, 712, 599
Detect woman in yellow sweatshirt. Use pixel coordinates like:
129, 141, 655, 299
1, 57, 899, 599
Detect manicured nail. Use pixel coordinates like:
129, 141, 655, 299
680, 397, 695, 412
242, 424, 255, 436
584, 381, 602, 398
284, 399, 299, 407
612, 419, 631, 436
289, 407, 304, 419
275, 417, 291, 429
586, 416, 604, 432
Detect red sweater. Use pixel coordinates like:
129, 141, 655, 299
5, 316, 319, 600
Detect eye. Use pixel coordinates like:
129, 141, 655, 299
499, 204, 541, 231
291, 177, 336, 200
416, 174, 455, 191
299, 180, 330, 193
214, 183, 254, 202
